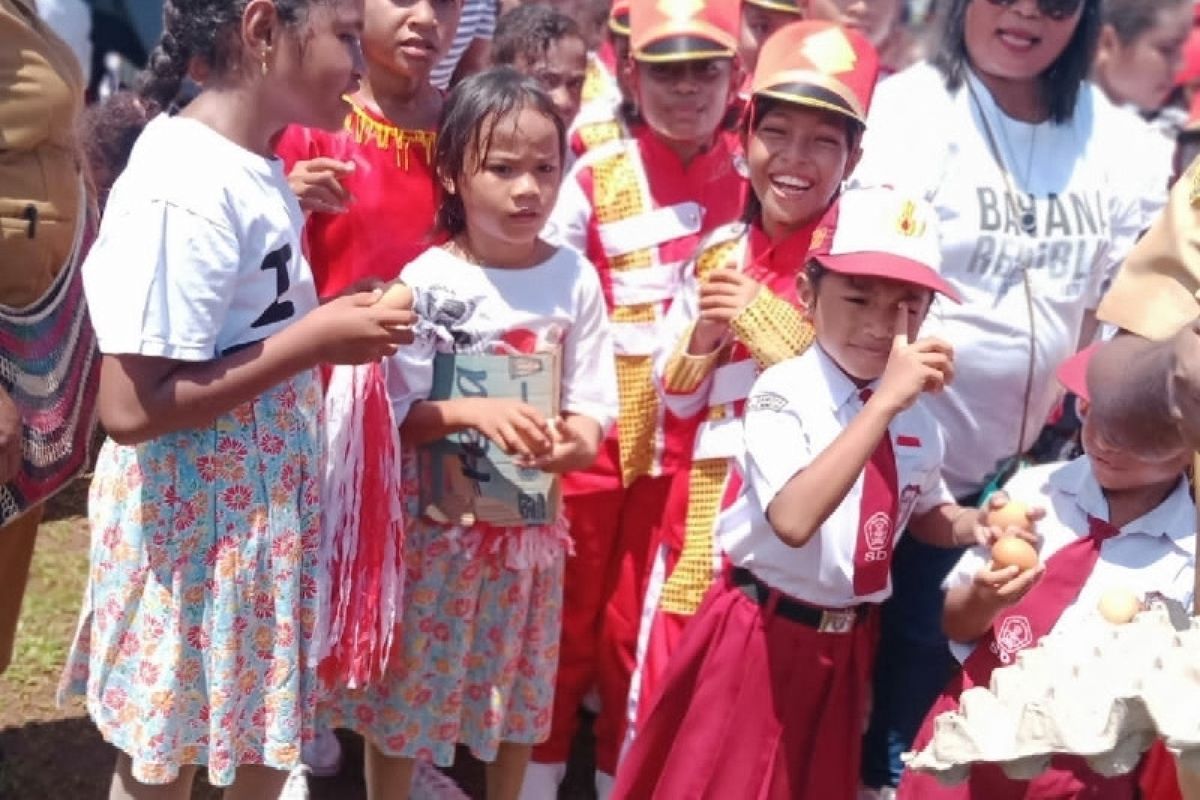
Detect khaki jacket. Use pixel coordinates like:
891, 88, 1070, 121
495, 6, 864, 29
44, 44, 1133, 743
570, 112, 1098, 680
0, 0, 85, 307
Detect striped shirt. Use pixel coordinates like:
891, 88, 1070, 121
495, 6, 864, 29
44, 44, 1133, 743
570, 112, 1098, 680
431, 0, 496, 90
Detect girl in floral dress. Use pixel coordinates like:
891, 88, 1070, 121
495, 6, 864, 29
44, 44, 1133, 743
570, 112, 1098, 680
325, 67, 617, 800
57, 1, 415, 797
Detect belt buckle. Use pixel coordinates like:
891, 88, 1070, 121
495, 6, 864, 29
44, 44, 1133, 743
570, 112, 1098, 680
818, 608, 855, 634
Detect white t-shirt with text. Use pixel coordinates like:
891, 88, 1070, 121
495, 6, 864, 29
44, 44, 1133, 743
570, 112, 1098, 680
854, 63, 1169, 497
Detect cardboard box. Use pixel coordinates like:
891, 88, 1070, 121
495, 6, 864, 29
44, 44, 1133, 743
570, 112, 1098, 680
418, 350, 561, 527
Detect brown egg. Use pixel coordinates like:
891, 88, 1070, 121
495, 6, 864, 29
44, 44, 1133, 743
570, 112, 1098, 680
987, 501, 1032, 531
1098, 588, 1142, 624
991, 536, 1039, 573
377, 282, 413, 310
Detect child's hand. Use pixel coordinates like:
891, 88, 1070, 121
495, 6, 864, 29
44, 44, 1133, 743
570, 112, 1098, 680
467, 398, 554, 460
693, 269, 762, 348
521, 415, 601, 474
873, 303, 955, 414
288, 157, 355, 214
968, 560, 1044, 611
306, 291, 416, 364
979, 491, 1044, 547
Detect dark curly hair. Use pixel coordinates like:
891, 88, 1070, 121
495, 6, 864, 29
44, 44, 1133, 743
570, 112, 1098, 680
434, 67, 566, 236
492, 3, 584, 68
930, 0, 1103, 124
137, 0, 325, 110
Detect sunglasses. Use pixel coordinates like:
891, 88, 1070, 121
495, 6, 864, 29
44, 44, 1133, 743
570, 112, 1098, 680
981, 0, 1085, 22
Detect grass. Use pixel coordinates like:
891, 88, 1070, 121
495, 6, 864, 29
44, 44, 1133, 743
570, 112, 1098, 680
0, 476, 599, 799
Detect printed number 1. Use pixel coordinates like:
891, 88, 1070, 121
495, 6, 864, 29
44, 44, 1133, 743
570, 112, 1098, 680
250, 244, 295, 329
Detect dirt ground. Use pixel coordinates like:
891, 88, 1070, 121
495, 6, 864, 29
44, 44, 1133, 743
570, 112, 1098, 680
0, 478, 598, 800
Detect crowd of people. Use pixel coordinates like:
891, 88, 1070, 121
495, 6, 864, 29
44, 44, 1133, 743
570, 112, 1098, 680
8, 0, 1200, 799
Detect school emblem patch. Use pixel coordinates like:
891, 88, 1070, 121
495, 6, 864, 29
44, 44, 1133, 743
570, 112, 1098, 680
863, 511, 891, 561
748, 391, 788, 413
991, 615, 1033, 664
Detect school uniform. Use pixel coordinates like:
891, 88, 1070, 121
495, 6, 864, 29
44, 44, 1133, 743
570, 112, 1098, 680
531, 0, 746, 781
898, 457, 1196, 799
613, 343, 954, 799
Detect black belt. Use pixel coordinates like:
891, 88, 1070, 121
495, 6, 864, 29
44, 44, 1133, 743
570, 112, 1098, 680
730, 567, 868, 634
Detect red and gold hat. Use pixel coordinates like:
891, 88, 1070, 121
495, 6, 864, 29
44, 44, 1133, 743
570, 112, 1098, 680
751, 20, 879, 125
744, 0, 804, 16
1056, 343, 1099, 402
630, 0, 740, 63
610, 0, 631, 38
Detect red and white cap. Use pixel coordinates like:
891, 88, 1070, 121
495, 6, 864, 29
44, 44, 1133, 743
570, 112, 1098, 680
809, 185, 961, 302
1055, 342, 1100, 402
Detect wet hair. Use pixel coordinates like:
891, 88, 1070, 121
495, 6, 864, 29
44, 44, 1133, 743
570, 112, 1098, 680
1101, 0, 1188, 45
930, 0, 1103, 124
492, 3, 585, 67
137, 0, 325, 111
434, 67, 567, 236
80, 91, 158, 211
741, 95, 864, 226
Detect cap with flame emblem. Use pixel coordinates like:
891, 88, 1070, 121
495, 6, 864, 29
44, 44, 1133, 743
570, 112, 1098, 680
751, 21, 879, 125
630, 0, 740, 63
808, 185, 960, 302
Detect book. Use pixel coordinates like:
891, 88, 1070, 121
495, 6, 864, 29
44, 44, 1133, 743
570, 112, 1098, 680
418, 349, 561, 527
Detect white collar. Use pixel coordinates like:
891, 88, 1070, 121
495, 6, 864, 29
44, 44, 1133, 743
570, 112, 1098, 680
812, 343, 876, 414
1049, 456, 1195, 557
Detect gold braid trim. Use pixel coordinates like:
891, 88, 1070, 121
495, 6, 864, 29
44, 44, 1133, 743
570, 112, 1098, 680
577, 120, 624, 153
345, 103, 436, 170
660, 458, 729, 615
662, 234, 745, 393
581, 57, 609, 104
662, 323, 722, 394
615, 355, 658, 485
592, 146, 663, 485
730, 289, 815, 369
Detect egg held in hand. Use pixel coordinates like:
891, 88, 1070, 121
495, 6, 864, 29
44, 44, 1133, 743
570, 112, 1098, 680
987, 501, 1032, 532
377, 282, 413, 310
991, 536, 1038, 572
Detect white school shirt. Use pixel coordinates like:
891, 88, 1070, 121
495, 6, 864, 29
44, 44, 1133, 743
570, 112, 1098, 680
84, 115, 318, 359
385, 245, 618, 431
718, 345, 955, 608
943, 458, 1196, 663
854, 63, 1168, 498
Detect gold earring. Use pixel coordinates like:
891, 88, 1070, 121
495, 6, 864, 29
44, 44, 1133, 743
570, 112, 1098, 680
261, 48, 271, 77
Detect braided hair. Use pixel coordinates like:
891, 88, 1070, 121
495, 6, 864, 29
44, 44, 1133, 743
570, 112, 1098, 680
137, 0, 321, 111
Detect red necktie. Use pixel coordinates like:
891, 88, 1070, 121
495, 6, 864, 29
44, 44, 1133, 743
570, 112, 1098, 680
963, 514, 1120, 679
898, 516, 1126, 799
853, 388, 898, 596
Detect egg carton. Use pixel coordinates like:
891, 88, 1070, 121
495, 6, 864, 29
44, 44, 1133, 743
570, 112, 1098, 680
903, 597, 1200, 784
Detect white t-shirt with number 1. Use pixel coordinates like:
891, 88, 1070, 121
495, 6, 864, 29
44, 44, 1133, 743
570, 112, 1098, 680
854, 63, 1169, 498
84, 115, 319, 361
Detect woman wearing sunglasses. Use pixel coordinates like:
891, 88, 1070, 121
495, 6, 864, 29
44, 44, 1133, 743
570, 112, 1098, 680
852, 0, 1172, 797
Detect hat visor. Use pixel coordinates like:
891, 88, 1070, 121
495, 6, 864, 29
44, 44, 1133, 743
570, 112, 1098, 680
743, 0, 804, 13
755, 83, 866, 125
609, 12, 630, 36
1055, 342, 1099, 402
633, 33, 736, 63
814, 252, 962, 304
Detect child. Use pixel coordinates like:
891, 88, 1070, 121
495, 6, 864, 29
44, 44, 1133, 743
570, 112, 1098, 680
492, 3, 589, 128
528, 0, 746, 793
898, 344, 1196, 799
628, 17, 880, 755
277, 0, 463, 299
738, 0, 803, 77
614, 184, 996, 800
57, 1, 416, 796
567, 0, 631, 158
324, 68, 617, 800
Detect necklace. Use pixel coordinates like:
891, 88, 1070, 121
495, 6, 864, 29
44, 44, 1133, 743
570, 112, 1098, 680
966, 75, 1039, 237
964, 72, 1041, 471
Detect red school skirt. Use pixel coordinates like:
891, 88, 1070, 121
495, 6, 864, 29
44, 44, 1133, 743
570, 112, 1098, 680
612, 567, 880, 800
